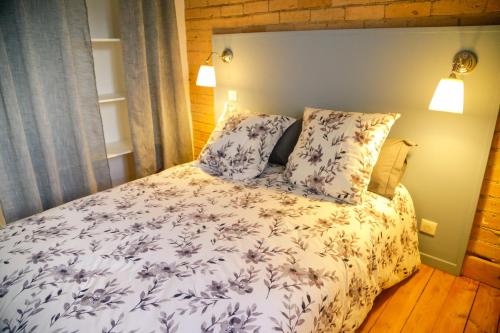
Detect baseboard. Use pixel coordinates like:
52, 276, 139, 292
420, 252, 459, 275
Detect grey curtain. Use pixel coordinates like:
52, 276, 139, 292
119, 0, 193, 177
0, 1, 111, 223
0, 206, 5, 229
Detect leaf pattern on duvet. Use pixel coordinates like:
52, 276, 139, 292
0, 162, 419, 332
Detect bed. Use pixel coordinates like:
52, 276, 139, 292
0, 161, 419, 332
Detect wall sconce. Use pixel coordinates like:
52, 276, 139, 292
196, 48, 233, 88
429, 50, 478, 114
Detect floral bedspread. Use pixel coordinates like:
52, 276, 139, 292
0, 162, 420, 333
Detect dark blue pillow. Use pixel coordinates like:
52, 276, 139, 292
269, 119, 302, 165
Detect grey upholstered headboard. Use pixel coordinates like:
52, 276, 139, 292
212, 26, 500, 275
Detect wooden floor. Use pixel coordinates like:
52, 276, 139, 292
357, 265, 500, 333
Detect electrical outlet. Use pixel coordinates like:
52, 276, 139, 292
420, 218, 438, 236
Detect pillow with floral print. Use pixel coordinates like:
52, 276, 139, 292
199, 111, 295, 180
284, 107, 400, 204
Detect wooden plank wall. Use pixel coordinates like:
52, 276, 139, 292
462, 114, 500, 288
184, 0, 500, 284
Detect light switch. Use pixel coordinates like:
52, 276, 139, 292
420, 218, 438, 236
228, 90, 237, 101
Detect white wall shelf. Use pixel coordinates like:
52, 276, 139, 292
99, 93, 126, 104
91, 38, 121, 43
92, 44, 125, 96
106, 140, 133, 159
87, 0, 135, 187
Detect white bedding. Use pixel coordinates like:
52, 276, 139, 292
0, 162, 420, 332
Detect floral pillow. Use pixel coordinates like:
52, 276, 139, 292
199, 111, 295, 180
284, 107, 400, 204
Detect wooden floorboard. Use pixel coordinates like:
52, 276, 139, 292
357, 282, 400, 333
464, 284, 500, 333
369, 265, 434, 333
401, 269, 455, 333
357, 264, 500, 333
429, 276, 479, 333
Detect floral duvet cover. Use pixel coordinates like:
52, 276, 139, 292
0, 162, 420, 333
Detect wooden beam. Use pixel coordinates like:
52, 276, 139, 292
461, 255, 500, 289
474, 210, 500, 230
469, 225, 499, 244
467, 239, 500, 262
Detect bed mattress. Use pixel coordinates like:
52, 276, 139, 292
0, 162, 420, 332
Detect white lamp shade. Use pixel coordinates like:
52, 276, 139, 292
196, 65, 216, 87
429, 78, 464, 114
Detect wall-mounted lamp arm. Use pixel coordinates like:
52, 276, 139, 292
203, 48, 234, 64
196, 48, 233, 88
429, 50, 477, 114
204, 52, 220, 64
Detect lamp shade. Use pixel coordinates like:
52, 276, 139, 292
429, 78, 464, 114
196, 65, 216, 87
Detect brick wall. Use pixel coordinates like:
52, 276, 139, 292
185, 0, 499, 155
462, 115, 500, 287
184, 0, 499, 278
